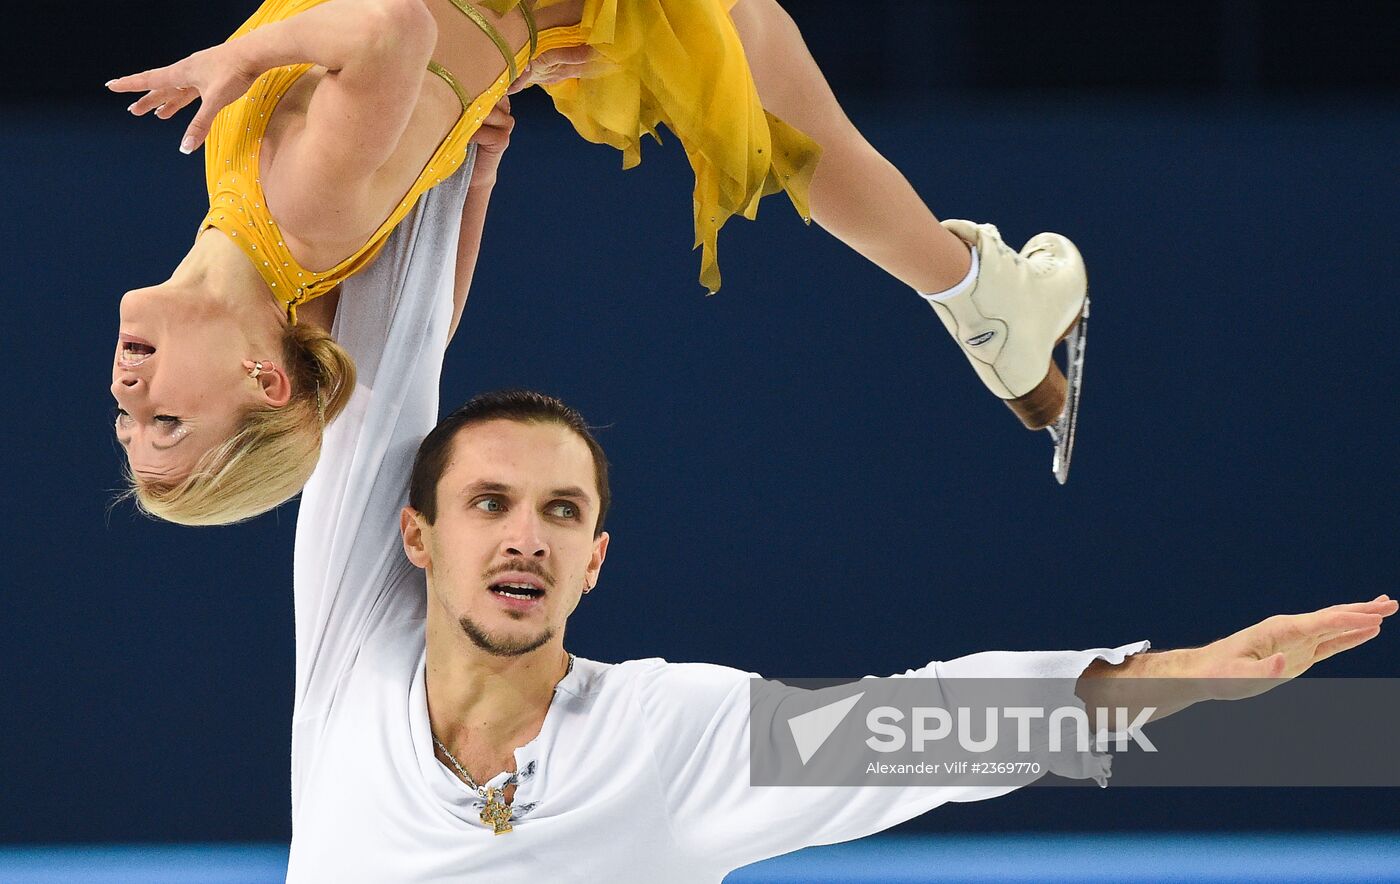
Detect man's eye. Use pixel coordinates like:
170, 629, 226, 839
475, 498, 504, 513
548, 502, 578, 519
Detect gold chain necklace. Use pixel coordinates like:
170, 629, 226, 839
431, 654, 575, 835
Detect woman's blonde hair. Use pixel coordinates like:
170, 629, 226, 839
124, 323, 356, 526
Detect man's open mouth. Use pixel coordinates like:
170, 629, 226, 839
490, 582, 545, 601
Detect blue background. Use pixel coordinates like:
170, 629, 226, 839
2, 0, 1396, 853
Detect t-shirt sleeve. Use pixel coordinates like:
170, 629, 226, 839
634, 640, 1151, 874
290, 153, 475, 719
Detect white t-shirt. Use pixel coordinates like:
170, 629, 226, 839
288, 156, 1151, 882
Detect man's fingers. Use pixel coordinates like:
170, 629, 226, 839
1312, 626, 1383, 663
1324, 596, 1397, 615
481, 106, 514, 130
1299, 610, 1385, 636
1242, 653, 1286, 679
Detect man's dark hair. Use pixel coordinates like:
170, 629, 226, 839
409, 390, 611, 535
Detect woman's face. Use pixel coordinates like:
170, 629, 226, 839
113, 286, 266, 485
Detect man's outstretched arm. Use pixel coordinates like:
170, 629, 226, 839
1076, 594, 1397, 728
632, 594, 1394, 876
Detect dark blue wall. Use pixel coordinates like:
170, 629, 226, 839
2, 4, 1397, 844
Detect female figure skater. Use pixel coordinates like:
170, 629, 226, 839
108, 0, 1088, 525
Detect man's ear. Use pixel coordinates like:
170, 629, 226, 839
401, 507, 430, 569
584, 531, 609, 592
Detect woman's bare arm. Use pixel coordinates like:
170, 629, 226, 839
109, 0, 436, 189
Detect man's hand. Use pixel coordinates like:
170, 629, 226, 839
1077, 595, 1396, 725
467, 97, 515, 190
1186, 594, 1396, 698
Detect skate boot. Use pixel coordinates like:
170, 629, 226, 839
926, 220, 1090, 484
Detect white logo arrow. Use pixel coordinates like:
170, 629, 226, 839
787, 691, 865, 765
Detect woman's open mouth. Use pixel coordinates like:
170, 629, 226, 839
118, 333, 157, 367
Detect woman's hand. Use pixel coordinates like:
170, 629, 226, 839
507, 46, 611, 94
107, 41, 261, 154
467, 97, 515, 190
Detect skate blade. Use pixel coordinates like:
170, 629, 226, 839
1046, 294, 1089, 484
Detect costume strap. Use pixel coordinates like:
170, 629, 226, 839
443, 0, 529, 82
426, 60, 472, 109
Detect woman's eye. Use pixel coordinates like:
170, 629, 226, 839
154, 415, 180, 425
475, 498, 504, 513
548, 502, 579, 519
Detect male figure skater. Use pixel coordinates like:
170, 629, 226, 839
286, 104, 1395, 882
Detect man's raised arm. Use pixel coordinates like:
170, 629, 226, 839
292, 105, 514, 723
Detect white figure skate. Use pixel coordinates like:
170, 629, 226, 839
926, 220, 1089, 484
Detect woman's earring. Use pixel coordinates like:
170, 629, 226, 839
243, 359, 266, 379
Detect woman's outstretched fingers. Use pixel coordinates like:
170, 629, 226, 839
130, 88, 188, 117
181, 106, 218, 154
107, 64, 182, 95
106, 73, 151, 93
154, 90, 197, 120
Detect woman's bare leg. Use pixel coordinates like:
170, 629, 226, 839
729, 0, 972, 293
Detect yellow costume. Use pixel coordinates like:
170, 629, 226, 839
201, 0, 820, 322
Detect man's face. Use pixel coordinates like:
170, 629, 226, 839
402, 419, 608, 658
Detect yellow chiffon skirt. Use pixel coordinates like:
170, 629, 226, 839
487, 0, 823, 293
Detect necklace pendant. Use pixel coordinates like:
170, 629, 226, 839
480, 787, 513, 835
